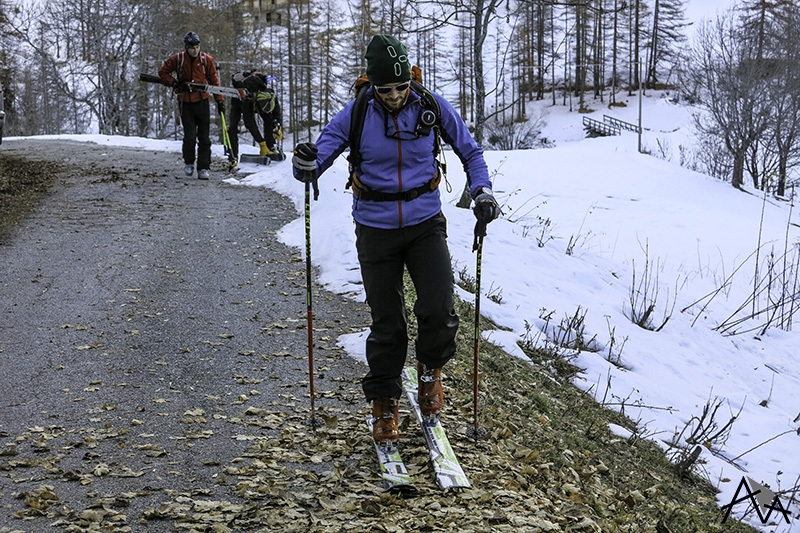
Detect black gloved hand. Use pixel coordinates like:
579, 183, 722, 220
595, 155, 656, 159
292, 142, 318, 183
216, 100, 225, 116
173, 81, 190, 93
473, 188, 499, 224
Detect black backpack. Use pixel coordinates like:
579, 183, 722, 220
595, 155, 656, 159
346, 69, 446, 202
232, 70, 268, 93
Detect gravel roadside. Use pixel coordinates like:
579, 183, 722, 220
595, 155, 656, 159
0, 139, 371, 532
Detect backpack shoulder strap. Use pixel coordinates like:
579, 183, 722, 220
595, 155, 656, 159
410, 80, 443, 160
410, 80, 440, 123
178, 51, 185, 79
346, 86, 371, 172
410, 81, 448, 186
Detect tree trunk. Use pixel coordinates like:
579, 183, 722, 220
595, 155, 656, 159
732, 151, 746, 189
777, 152, 787, 197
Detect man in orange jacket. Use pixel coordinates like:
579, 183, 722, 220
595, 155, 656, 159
158, 31, 224, 180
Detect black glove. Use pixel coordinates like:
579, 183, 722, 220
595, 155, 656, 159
473, 188, 499, 224
173, 81, 190, 93
292, 142, 318, 183
216, 100, 225, 116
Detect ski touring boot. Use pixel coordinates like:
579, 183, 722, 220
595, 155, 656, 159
371, 398, 400, 451
417, 363, 443, 426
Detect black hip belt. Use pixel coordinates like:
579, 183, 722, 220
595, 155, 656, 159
348, 170, 441, 202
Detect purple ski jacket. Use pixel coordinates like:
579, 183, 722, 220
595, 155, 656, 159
313, 87, 491, 229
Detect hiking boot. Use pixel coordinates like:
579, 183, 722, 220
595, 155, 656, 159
417, 363, 443, 425
258, 141, 269, 157
184, 164, 194, 177
198, 169, 210, 180
371, 398, 400, 450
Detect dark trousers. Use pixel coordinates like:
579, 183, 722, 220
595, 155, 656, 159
227, 99, 277, 156
356, 212, 459, 401
180, 99, 211, 170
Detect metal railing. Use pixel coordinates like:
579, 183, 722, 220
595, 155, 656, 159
582, 116, 619, 137
603, 114, 641, 133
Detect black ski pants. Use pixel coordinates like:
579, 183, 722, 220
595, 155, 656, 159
180, 99, 211, 170
356, 212, 459, 402
227, 98, 278, 156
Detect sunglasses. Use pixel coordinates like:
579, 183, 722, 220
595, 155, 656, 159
375, 82, 410, 95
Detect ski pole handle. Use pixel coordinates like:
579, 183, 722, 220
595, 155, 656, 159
472, 220, 487, 252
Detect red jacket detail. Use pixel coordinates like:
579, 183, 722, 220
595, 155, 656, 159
158, 51, 223, 104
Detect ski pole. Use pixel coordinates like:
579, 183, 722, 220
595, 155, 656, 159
304, 176, 322, 428
466, 220, 488, 440
220, 111, 229, 148
219, 111, 236, 169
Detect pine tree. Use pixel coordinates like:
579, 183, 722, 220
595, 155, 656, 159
645, 0, 690, 88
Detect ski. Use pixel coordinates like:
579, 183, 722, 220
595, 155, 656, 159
186, 82, 245, 100
138, 73, 246, 99
239, 152, 285, 165
401, 366, 471, 490
365, 415, 416, 494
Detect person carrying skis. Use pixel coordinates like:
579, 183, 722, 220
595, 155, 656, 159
227, 70, 284, 163
291, 34, 499, 449
158, 31, 224, 180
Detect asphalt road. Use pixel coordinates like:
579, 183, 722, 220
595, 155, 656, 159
0, 139, 371, 532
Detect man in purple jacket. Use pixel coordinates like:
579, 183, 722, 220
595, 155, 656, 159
292, 35, 499, 450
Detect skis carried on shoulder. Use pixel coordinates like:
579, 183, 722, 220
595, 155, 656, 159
365, 415, 416, 494
138, 73, 246, 99
401, 366, 471, 490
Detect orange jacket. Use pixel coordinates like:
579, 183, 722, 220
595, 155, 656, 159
158, 51, 224, 104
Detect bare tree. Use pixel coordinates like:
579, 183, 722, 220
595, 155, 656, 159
626, 0, 652, 94
744, 0, 800, 196
645, 0, 689, 88
401, 0, 506, 208
687, 13, 772, 189
405, 0, 505, 145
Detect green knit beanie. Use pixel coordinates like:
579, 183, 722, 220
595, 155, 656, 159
365, 35, 411, 86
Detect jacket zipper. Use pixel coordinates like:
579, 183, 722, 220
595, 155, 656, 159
394, 115, 403, 227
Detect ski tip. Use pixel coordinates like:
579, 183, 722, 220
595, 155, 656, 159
441, 483, 472, 491
387, 483, 418, 495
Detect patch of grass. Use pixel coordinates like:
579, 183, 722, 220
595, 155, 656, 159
444, 296, 759, 532
0, 154, 60, 242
